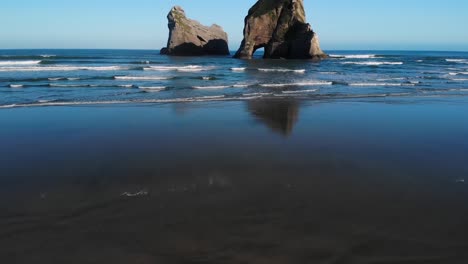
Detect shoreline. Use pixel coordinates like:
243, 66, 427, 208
2, 93, 468, 110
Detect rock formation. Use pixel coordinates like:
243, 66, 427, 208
234, 0, 327, 60
161, 6, 230, 56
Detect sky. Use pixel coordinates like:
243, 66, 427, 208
1, 0, 467, 51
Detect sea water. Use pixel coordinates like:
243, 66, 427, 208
0, 49, 467, 108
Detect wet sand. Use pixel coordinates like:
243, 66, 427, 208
1, 98, 468, 263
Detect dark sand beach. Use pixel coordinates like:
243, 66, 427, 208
1, 97, 468, 263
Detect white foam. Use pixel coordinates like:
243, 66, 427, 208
48, 77, 63, 81
446, 59, 467, 63
330, 54, 379, 59
145, 65, 214, 72
192, 85, 231, 89
49, 84, 85, 87
202, 76, 214, 80
449, 88, 468, 92
377, 77, 406, 81
67, 78, 80, 81
138, 86, 165, 91
118, 84, 134, 88
243, 92, 272, 96
231, 67, 246, 71
0, 66, 128, 72
348, 82, 410, 87
0, 95, 272, 109
40, 55, 56, 58
9, 84, 23, 88
449, 72, 468, 76
0, 60, 41, 66
453, 78, 468, 81
114, 76, 170, 80
258, 68, 306, 73
259, 81, 332, 87
121, 190, 148, 197
232, 84, 249, 88
342, 61, 403, 66
282, 89, 318, 94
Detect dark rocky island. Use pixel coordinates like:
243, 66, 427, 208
160, 6, 230, 56
234, 0, 327, 60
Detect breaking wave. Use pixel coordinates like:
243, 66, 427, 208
0, 60, 42, 66
342, 61, 404, 66
258, 68, 306, 73
259, 81, 332, 87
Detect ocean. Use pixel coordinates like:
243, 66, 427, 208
1, 49, 468, 263
1, 49, 468, 108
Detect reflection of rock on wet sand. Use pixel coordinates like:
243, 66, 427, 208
247, 100, 299, 136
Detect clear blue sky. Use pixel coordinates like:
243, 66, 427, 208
1, 0, 467, 51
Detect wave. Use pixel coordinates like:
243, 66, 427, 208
259, 81, 332, 87
145, 65, 214, 72
330, 54, 380, 59
139, 86, 166, 92
0, 65, 131, 72
452, 78, 468, 81
243, 92, 273, 96
202, 76, 215, 80
348, 82, 413, 87
231, 67, 246, 71
0, 60, 42, 66
258, 68, 306, 73
449, 72, 468, 76
193, 85, 231, 89
118, 84, 135, 88
342, 61, 403, 66
114, 76, 170, 80
376, 77, 406, 81
232, 84, 250, 88
4, 92, 466, 109
49, 84, 86, 88
446, 59, 468, 63
9, 84, 24, 88
448, 88, 468, 92
282, 89, 318, 94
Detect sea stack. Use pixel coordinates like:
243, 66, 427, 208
234, 0, 327, 60
161, 6, 230, 56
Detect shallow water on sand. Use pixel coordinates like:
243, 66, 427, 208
1, 49, 468, 108
1, 97, 468, 263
